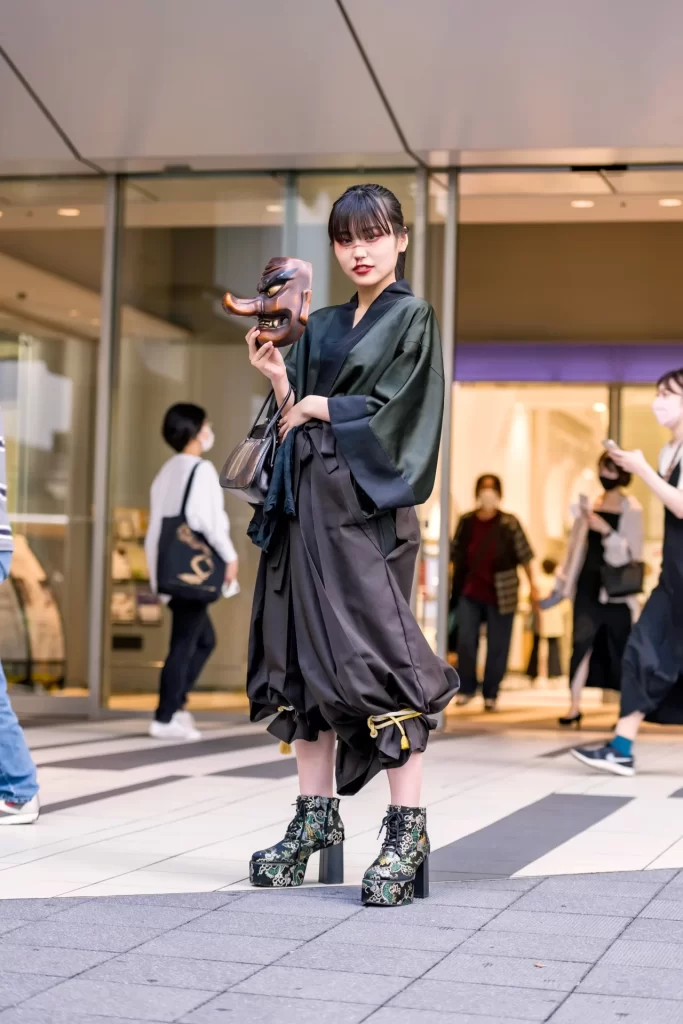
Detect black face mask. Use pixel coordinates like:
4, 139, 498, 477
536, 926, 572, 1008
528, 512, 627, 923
600, 475, 621, 492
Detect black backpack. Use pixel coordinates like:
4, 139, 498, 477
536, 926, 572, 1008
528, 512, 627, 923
157, 462, 225, 603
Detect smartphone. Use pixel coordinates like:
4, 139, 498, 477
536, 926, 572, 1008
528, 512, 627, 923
578, 494, 589, 512
602, 439, 618, 450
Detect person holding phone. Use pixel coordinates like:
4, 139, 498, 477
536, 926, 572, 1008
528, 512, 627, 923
556, 451, 643, 727
571, 369, 683, 775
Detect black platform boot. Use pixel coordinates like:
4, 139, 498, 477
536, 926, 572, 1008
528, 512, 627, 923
250, 795, 344, 888
361, 805, 430, 907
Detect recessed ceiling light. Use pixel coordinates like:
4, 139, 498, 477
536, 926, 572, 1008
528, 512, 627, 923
571, 200, 595, 209
57, 208, 80, 217
266, 203, 283, 213
659, 198, 682, 208
0, 211, 3, 218
593, 402, 607, 413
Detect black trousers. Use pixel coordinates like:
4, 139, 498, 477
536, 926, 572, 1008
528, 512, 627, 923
156, 598, 216, 723
456, 596, 514, 700
527, 635, 562, 679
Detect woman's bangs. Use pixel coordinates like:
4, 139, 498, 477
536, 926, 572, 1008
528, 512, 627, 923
329, 192, 392, 244
657, 369, 683, 394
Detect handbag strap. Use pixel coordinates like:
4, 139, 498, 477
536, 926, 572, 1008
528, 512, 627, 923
248, 384, 294, 439
180, 461, 202, 518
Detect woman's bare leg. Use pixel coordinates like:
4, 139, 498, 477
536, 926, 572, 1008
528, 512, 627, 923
614, 710, 644, 741
295, 730, 336, 797
387, 752, 423, 806
568, 650, 591, 716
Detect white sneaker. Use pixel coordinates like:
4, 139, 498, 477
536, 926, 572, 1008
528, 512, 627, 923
0, 794, 40, 825
149, 719, 201, 742
173, 709, 196, 731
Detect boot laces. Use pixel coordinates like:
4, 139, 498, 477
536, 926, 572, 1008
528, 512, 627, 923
377, 808, 402, 851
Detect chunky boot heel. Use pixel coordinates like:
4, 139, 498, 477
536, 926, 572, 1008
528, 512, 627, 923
414, 856, 429, 899
319, 840, 344, 884
249, 795, 344, 889
361, 805, 430, 908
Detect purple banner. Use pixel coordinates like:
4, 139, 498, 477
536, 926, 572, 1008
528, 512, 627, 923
453, 343, 683, 384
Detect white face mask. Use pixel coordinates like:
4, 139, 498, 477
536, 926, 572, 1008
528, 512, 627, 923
199, 426, 215, 453
478, 488, 500, 511
653, 393, 683, 430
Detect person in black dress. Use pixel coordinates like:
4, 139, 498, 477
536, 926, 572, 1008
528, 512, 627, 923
558, 452, 643, 727
572, 368, 683, 776
244, 184, 458, 906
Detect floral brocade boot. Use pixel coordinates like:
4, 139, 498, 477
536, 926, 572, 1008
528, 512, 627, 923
249, 795, 345, 888
361, 805, 430, 907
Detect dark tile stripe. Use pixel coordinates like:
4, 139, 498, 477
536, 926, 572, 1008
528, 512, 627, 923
212, 759, 298, 780
41, 775, 188, 815
32, 733, 142, 752
430, 793, 632, 879
670, 787, 683, 798
540, 740, 611, 758
41, 733, 277, 771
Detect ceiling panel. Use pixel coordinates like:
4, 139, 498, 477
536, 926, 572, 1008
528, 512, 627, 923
0, 0, 401, 171
346, 0, 683, 159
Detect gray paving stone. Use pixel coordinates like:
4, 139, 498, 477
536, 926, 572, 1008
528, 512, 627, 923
512, 891, 651, 917
425, 951, 589, 991
601, 938, 683, 969
233, 964, 410, 1005
569, 870, 677, 884
0, 1012, 163, 1024
389, 978, 565, 1020
379, 901, 500, 929
226, 891, 361, 919
485, 909, 630, 939
621, 917, 683, 943
535, 876, 667, 900
52, 901, 207, 930
458, 929, 613, 963
639, 898, 683, 921
81, 952, 260, 991
425, 886, 524, 910
86, 893, 241, 911
0, 898, 85, 922
0, 924, 25, 938
280, 939, 443, 977
579, 963, 683, 999
658, 882, 683, 902
135, 929, 302, 965
0, 972, 62, 1009
365, 1011, 531, 1024
19, 978, 210, 1022
177, 909, 334, 940
321, 916, 473, 952
0, 944, 113, 978
180, 992, 370, 1023
438, 877, 541, 892
549, 992, 683, 1023
0, 921, 163, 953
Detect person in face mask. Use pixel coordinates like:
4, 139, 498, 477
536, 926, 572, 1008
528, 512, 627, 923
144, 403, 239, 740
556, 452, 642, 728
449, 475, 538, 710
571, 369, 683, 776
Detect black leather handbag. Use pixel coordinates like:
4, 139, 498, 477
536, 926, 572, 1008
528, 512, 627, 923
220, 386, 292, 505
601, 560, 645, 598
157, 463, 225, 604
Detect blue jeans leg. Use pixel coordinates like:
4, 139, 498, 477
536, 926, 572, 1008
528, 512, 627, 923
0, 552, 38, 802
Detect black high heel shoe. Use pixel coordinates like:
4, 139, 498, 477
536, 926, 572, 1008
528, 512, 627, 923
558, 712, 582, 728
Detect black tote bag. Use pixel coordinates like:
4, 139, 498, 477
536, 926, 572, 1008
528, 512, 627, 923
157, 462, 225, 604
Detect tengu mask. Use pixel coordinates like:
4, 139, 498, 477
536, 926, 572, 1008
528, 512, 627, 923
222, 257, 312, 348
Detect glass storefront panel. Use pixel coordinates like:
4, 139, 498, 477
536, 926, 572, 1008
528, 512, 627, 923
106, 175, 285, 710
0, 178, 105, 700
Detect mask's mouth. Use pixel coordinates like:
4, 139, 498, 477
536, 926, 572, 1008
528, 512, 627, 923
257, 313, 290, 331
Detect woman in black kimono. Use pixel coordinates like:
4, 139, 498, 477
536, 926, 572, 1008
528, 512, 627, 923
572, 367, 683, 777
245, 184, 459, 906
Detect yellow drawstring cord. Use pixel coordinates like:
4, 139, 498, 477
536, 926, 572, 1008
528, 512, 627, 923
277, 705, 294, 755
367, 710, 422, 751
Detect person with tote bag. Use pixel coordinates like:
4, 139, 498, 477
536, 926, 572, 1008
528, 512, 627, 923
145, 403, 239, 740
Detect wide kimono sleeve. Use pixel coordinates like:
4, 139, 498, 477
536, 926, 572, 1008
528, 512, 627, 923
328, 305, 444, 510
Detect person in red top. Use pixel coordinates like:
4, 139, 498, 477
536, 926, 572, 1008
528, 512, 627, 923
449, 475, 537, 710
